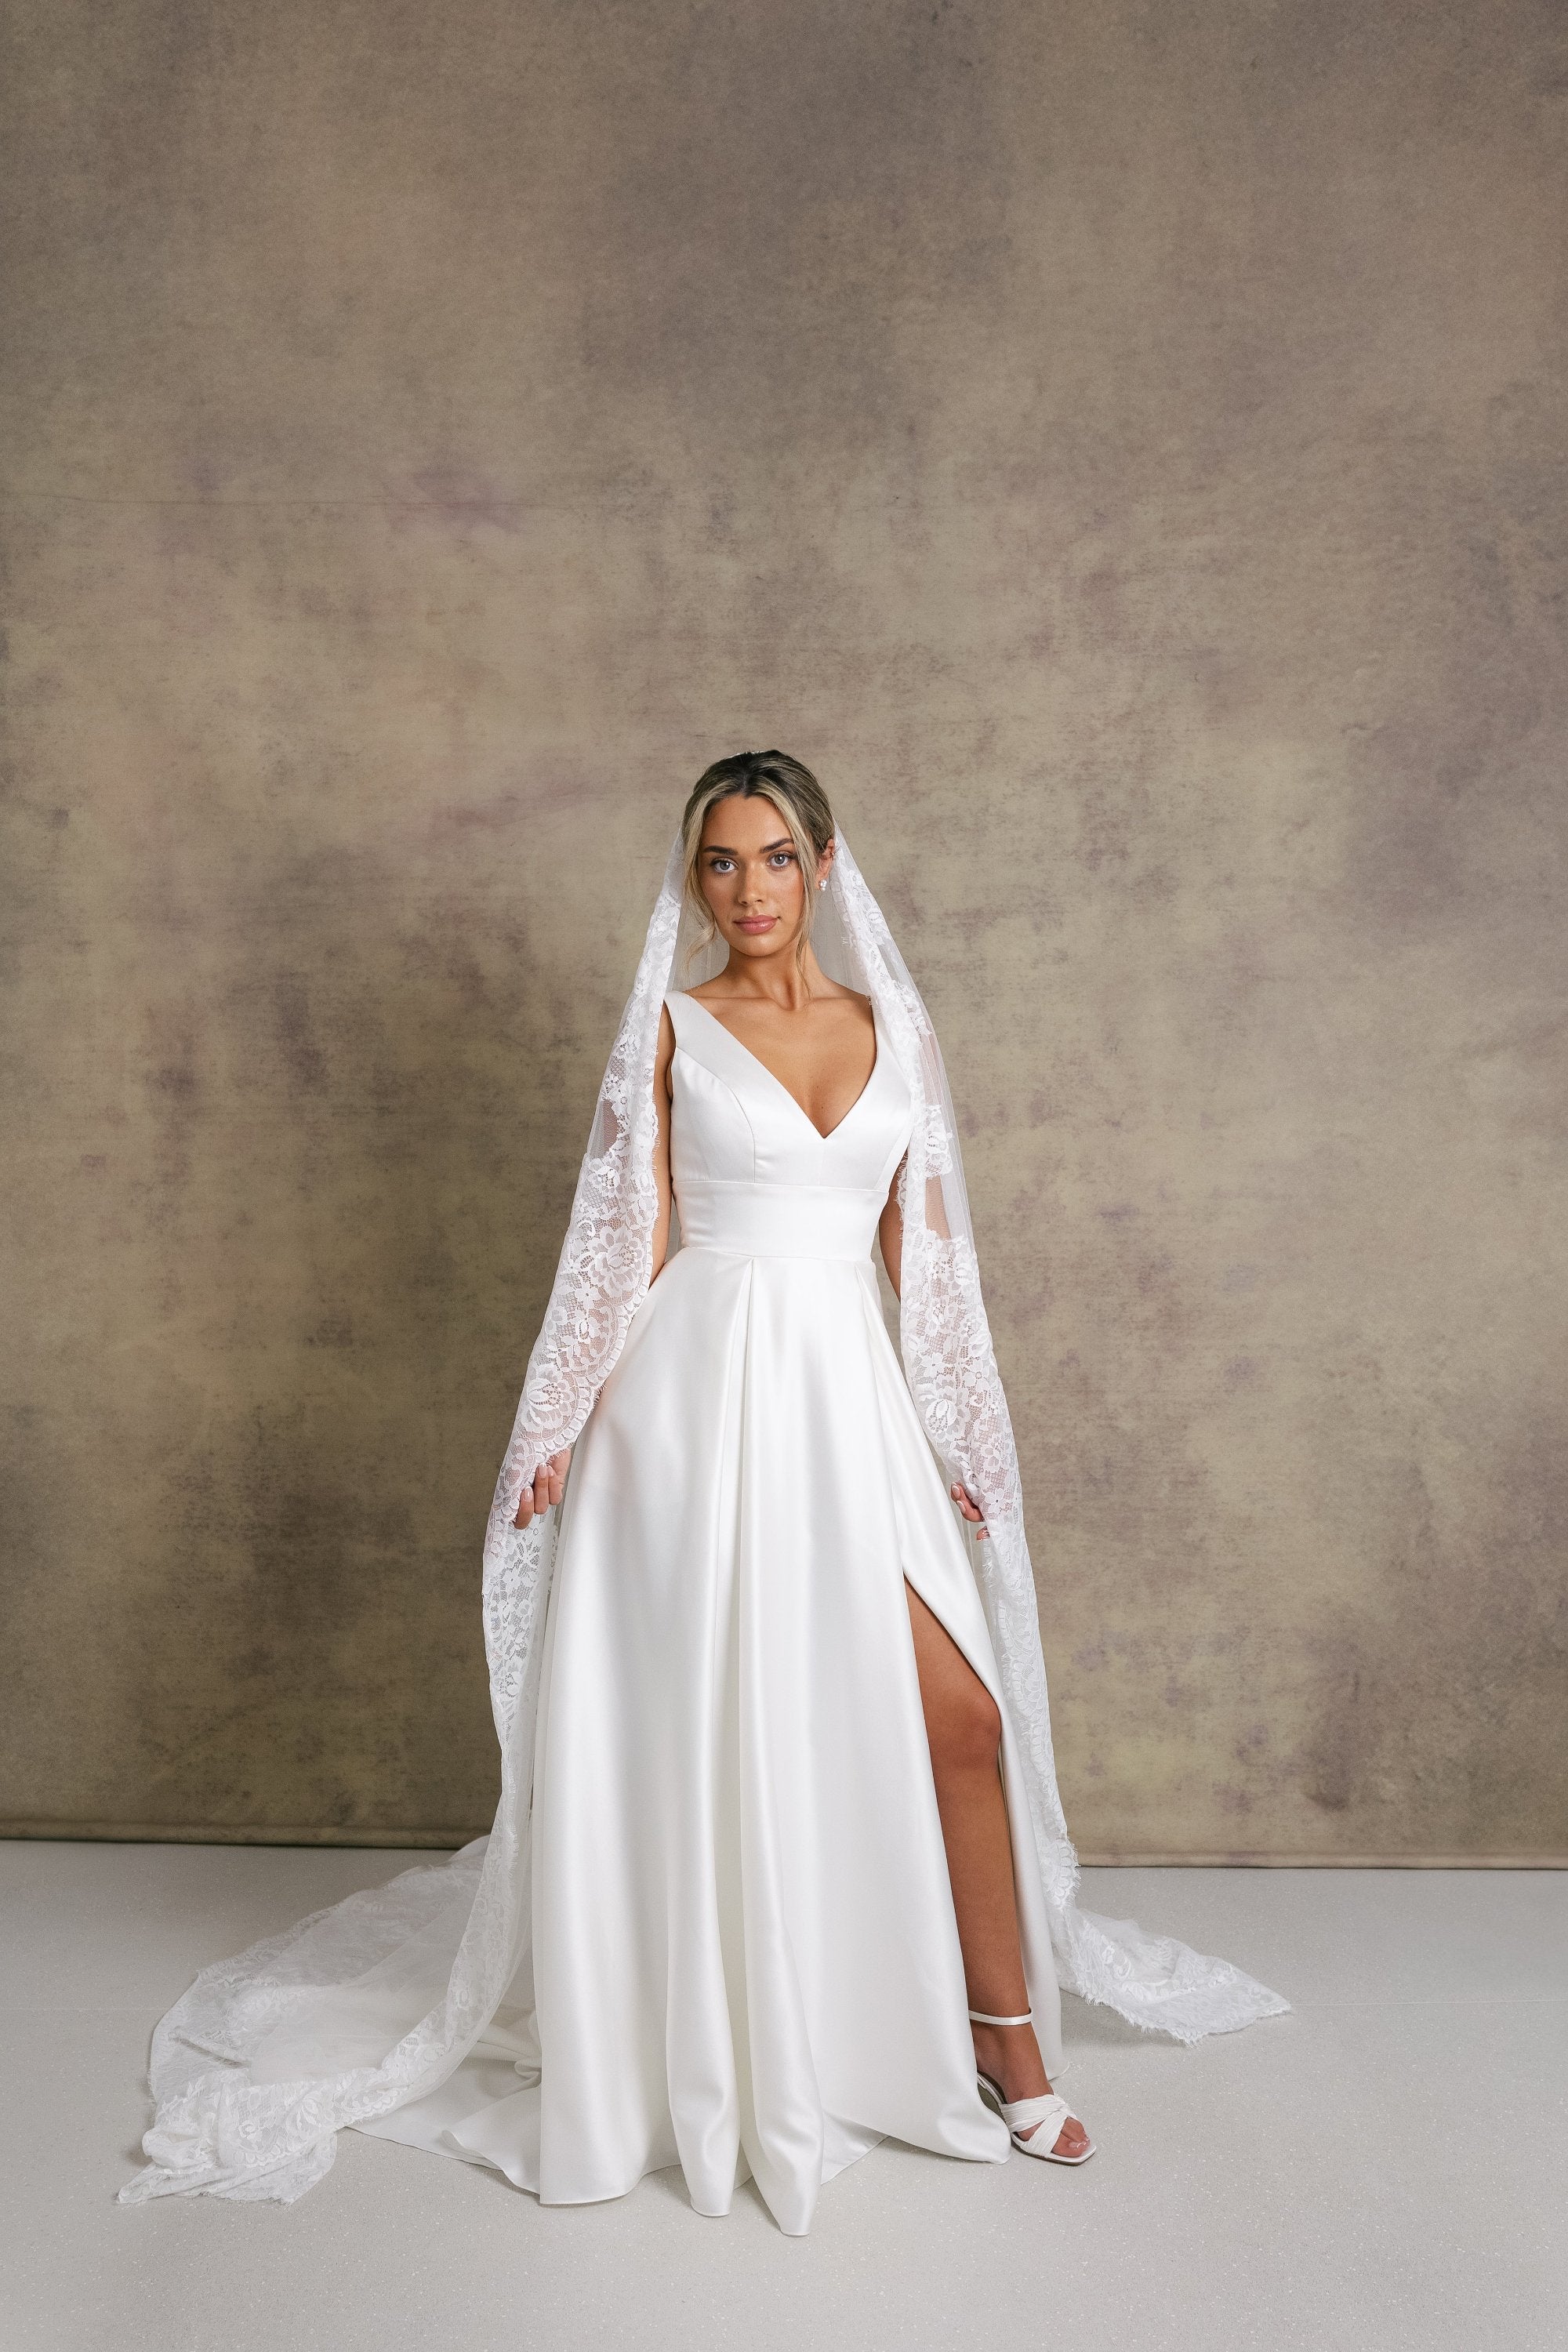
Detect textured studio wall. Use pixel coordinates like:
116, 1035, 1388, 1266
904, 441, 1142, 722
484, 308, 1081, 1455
4, 2, 1565, 1860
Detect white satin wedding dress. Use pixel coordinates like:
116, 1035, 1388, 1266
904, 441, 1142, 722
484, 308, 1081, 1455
122, 829, 1288, 2229
351, 989, 1050, 2230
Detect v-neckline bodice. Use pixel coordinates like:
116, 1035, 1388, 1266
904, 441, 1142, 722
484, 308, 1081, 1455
677, 991, 882, 1145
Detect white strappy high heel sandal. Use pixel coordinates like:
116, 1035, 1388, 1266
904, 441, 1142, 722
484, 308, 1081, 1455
968, 2009, 1096, 2165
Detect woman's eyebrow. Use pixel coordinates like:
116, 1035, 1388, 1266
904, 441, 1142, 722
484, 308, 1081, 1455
704, 837, 794, 856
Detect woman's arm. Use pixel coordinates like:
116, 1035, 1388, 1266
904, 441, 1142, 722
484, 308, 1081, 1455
649, 1000, 676, 1279
877, 1160, 989, 1539
877, 1158, 905, 1299
516, 1004, 678, 1530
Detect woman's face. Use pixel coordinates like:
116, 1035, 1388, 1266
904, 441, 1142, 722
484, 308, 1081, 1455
696, 793, 832, 962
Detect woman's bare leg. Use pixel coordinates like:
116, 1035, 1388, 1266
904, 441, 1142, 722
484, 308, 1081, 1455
906, 1579, 1088, 2158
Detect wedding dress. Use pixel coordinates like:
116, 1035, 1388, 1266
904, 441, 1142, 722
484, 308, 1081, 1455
121, 828, 1288, 2230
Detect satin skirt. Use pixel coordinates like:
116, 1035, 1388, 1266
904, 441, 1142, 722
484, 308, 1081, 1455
361, 1242, 1062, 2235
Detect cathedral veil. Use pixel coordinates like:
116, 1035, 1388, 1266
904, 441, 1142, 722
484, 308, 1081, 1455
122, 823, 1287, 2208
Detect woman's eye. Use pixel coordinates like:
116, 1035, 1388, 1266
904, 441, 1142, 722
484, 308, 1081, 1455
709, 857, 735, 873
768, 852, 794, 867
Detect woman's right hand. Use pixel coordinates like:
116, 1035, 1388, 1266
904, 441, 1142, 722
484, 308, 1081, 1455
514, 1449, 572, 1528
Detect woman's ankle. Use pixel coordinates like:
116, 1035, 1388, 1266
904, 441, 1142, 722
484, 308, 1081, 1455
970, 2018, 1050, 2101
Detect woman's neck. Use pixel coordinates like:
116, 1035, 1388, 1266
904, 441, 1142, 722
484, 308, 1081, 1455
708, 939, 831, 1014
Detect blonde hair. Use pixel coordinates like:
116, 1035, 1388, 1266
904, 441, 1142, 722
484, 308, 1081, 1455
680, 751, 836, 972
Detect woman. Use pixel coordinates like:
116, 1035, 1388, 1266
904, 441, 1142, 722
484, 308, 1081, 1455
122, 753, 1287, 2231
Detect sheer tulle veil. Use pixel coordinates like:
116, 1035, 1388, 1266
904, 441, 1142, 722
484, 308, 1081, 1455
121, 821, 1287, 2208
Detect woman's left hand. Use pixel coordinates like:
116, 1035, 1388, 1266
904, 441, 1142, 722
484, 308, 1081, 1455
951, 1483, 989, 1539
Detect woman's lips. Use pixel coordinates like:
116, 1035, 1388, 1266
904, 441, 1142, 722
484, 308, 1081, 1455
735, 916, 777, 932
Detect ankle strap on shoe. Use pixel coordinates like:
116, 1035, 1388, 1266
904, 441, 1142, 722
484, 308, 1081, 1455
968, 2008, 1033, 2027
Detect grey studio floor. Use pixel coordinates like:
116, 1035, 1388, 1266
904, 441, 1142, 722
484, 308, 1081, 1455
4, 1846, 1565, 2352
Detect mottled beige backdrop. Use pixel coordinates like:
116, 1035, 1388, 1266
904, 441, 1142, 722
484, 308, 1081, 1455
4, 2, 1565, 1860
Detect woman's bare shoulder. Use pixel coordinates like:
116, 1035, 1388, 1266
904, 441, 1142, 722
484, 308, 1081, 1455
815, 982, 874, 1027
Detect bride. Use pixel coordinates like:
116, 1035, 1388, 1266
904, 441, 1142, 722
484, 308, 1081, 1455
122, 751, 1287, 2233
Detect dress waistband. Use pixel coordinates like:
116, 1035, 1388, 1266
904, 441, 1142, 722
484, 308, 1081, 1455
674, 1178, 882, 1262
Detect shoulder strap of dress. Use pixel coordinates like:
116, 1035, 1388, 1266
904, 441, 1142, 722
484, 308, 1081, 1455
664, 988, 695, 1042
